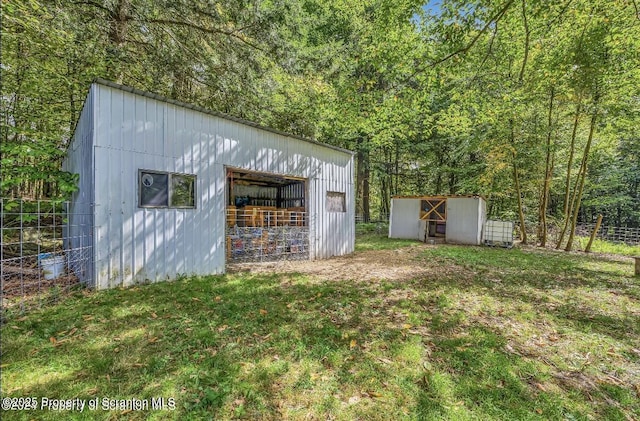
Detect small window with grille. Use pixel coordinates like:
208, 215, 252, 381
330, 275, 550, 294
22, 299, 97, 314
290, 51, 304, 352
326, 191, 346, 212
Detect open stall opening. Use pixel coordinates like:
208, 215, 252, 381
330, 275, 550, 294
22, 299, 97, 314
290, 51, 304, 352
225, 169, 309, 262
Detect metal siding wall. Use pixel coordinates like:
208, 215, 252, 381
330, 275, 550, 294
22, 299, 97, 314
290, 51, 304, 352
61, 85, 96, 285
255, 127, 267, 172
91, 84, 353, 288
288, 138, 312, 179
211, 164, 226, 273
93, 88, 229, 287
311, 146, 321, 258
346, 155, 355, 254
235, 124, 251, 169
318, 146, 327, 259
277, 133, 288, 174
478, 199, 487, 244
93, 86, 111, 285
446, 198, 483, 245
309, 147, 354, 259
389, 199, 421, 240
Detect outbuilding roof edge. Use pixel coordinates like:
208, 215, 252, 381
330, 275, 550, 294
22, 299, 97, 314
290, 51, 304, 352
92, 78, 355, 156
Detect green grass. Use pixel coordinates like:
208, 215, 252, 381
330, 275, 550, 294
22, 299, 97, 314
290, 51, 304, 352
2, 235, 639, 420
355, 222, 416, 251
574, 236, 640, 257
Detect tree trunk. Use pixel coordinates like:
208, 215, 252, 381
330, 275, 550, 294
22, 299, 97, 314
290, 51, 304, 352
380, 171, 390, 220
565, 99, 599, 251
584, 214, 602, 253
557, 162, 583, 249
362, 161, 370, 222
538, 87, 555, 247
107, 0, 131, 83
449, 172, 457, 194
513, 156, 527, 244
510, 120, 527, 244
356, 137, 370, 223
556, 101, 582, 249
435, 153, 444, 193
394, 139, 400, 195
379, 147, 392, 220
563, 101, 581, 217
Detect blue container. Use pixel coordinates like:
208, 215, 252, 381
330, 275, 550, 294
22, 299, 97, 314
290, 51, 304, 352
38, 252, 54, 263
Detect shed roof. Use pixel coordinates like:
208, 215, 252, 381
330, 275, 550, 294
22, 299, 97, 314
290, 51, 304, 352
91, 78, 354, 156
392, 195, 486, 201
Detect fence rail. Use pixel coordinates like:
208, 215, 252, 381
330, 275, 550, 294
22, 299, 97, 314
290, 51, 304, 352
1, 198, 93, 320
355, 213, 389, 224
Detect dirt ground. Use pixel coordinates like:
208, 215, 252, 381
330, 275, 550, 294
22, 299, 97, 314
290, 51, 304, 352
1, 263, 81, 310
228, 243, 442, 282
227, 242, 634, 285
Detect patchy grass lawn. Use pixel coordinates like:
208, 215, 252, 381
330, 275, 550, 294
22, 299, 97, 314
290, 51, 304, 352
1, 235, 639, 420
354, 222, 415, 251
574, 237, 640, 257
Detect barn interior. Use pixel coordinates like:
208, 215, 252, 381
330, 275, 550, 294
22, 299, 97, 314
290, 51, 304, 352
225, 169, 309, 262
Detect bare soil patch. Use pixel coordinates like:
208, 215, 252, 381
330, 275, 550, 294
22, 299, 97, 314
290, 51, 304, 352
228, 243, 440, 282
2, 261, 81, 310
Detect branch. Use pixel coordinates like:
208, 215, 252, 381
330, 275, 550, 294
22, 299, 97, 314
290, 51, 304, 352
387, 0, 516, 93
142, 18, 265, 51
518, 0, 530, 82
75, 2, 264, 51
189, 6, 260, 35
470, 19, 499, 85
430, 0, 516, 67
544, 0, 575, 30
72, 0, 112, 14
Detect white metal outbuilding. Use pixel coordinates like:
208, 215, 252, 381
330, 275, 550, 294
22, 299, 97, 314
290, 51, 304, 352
389, 196, 486, 245
63, 80, 355, 289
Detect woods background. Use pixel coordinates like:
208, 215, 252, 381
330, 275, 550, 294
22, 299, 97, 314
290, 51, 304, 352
2, 0, 639, 248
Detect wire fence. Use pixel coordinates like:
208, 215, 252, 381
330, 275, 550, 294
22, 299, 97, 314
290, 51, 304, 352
355, 213, 390, 224
513, 221, 640, 249
3, 197, 635, 320
1, 198, 93, 320
226, 208, 309, 262
575, 223, 640, 246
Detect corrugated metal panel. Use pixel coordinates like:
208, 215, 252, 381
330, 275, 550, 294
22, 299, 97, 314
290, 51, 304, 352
309, 145, 355, 259
478, 199, 487, 244
389, 198, 421, 240
88, 83, 353, 288
279, 183, 305, 208
92, 78, 353, 155
61, 85, 96, 285
446, 197, 485, 245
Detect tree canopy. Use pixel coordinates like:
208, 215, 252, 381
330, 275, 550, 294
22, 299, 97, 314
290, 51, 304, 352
2, 0, 639, 238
